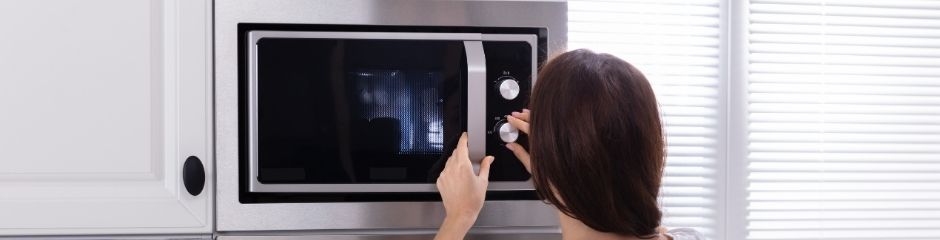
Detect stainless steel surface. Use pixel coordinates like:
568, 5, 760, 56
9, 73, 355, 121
0, 234, 211, 240
249, 31, 484, 42
217, 228, 561, 240
497, 122, 519, 143
216, 0, 567, 232
498, 78, 520, 100
218, 231, 561, 240
215, 226, 559, 236
464, 40, 487, 174
214, 201, 558, 232
246, 30, 261, 194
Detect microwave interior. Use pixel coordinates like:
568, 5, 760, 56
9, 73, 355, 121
239, 24, 547, 203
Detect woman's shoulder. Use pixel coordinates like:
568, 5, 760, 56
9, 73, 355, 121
665, 228, 706, 240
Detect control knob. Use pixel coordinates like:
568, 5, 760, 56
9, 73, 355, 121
497, 78, 520, 100
496, 121, 519, 143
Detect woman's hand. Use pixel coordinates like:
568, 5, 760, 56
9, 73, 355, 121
435, 132, 494, 240
505, 109, 531, 173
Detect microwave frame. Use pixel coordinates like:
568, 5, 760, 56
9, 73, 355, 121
236, 23, 549, 204
246, 30, 538, 193
216, 0, 567, 233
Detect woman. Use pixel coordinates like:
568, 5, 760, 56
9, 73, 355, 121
434, 49, 705, 240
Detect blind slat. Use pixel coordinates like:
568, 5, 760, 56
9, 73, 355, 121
747, 1, 940, 239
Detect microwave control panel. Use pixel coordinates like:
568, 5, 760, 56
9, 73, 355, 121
482, 41, 533, 181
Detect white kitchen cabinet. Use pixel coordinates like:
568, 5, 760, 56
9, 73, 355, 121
0, 0, 213, 236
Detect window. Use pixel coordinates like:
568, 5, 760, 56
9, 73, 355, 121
569, 0, 725, 239
570, 0, 940, 239
745, 0, 940, 239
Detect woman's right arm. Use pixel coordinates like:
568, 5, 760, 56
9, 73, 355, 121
434, 133, 495, 240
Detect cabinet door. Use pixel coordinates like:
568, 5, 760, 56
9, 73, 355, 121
0, 0, 212, 235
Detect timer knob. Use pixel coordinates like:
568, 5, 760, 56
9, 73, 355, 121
496, 121, 519, 143
497, 78, 520, 100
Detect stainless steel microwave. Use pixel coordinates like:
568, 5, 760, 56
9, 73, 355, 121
239, 24, 546, 201
216, 0, 566, 234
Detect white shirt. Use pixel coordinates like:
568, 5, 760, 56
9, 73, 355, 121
665, 228, 706, 240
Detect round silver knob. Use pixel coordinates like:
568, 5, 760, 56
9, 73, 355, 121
498, 78, 520, 100
497, 122, 519, 143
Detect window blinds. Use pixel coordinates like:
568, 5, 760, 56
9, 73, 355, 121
746, 0, 940, 239
569, 1, 724, 239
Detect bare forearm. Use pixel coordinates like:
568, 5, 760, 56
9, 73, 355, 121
434, 216, 476, 240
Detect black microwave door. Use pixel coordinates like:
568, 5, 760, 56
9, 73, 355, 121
255, 38, 467, 184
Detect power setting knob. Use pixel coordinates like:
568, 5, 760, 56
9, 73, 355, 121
497, 78, 520, 100
496, 121, 519, 143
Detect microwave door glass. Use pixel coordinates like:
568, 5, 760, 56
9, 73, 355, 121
255, 38, 467, 184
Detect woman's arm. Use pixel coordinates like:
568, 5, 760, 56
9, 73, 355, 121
434, 133, 495, 240
435, 216, 477, 240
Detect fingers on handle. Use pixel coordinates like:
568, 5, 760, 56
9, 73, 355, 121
506, 116, 530, 135
505, 143, 531, 173
478, 156, 495, 179
455, 132, 469, 165
444, 154, 455, 168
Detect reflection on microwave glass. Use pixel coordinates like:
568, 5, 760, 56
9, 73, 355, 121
353, 70, 445, 154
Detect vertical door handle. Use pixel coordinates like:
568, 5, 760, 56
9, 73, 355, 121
464, 41, 487, 174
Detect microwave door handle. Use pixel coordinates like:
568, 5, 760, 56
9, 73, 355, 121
464, 41, 487, 174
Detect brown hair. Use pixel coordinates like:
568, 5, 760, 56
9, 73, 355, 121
529, 49, 665, 237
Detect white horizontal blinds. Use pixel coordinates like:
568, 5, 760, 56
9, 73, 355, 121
747, 0, 940, 239
569, 0, 723, 239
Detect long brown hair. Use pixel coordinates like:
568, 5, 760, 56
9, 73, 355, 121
529, 49, 665, 237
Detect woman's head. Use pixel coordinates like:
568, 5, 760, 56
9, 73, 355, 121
528, 49, 665, 237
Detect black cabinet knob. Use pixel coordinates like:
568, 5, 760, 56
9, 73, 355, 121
182, 156, 205, 196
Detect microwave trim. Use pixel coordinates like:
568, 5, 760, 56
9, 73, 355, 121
237, 23, 547, 203
247, 30, 537, 193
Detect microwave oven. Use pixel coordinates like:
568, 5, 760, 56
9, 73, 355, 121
240, 24, 544, 202
215, 0, 567, 235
